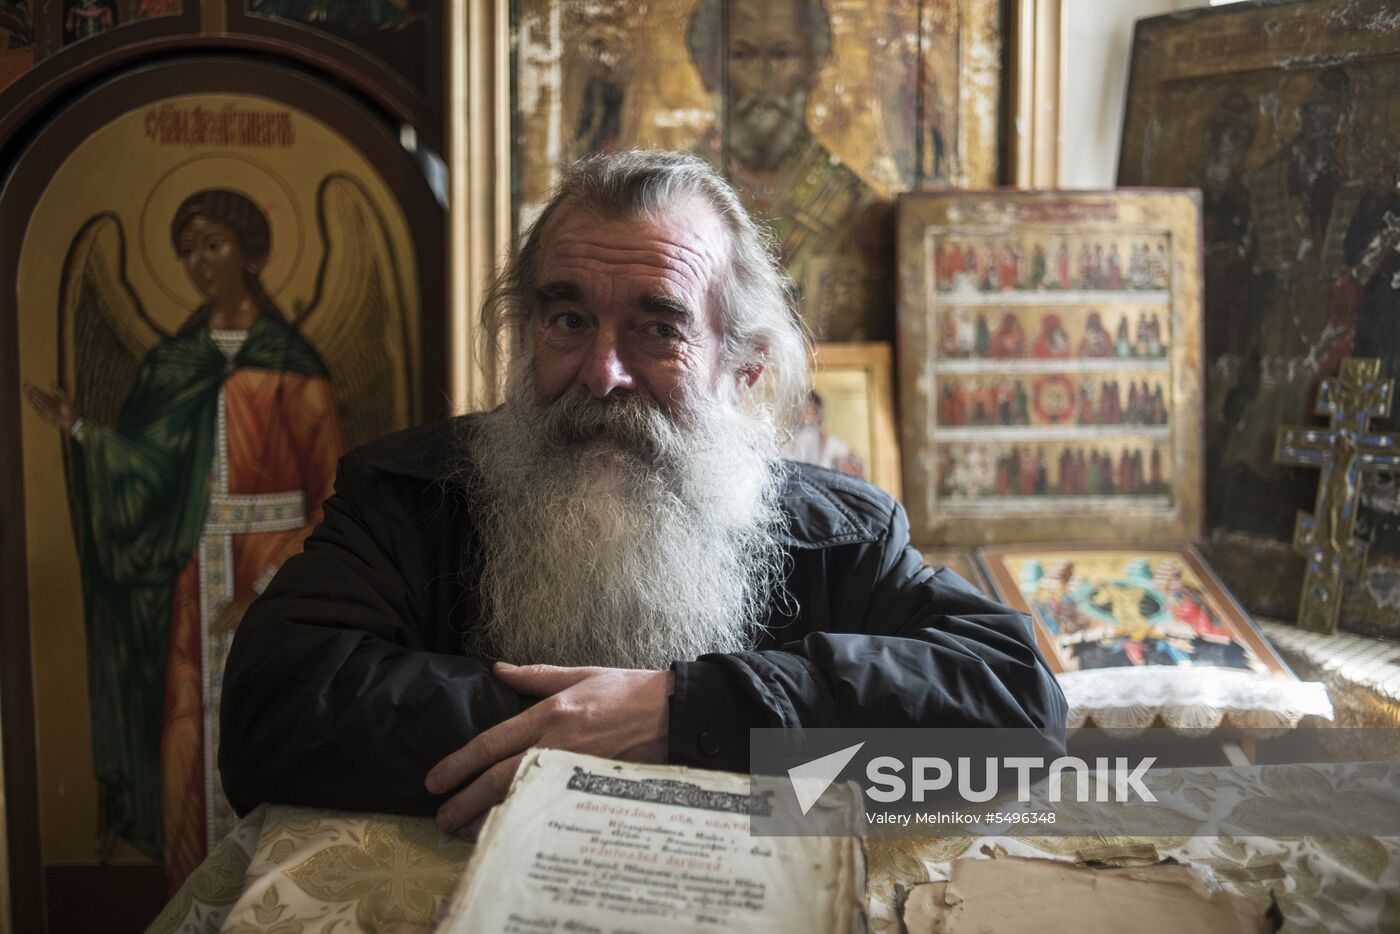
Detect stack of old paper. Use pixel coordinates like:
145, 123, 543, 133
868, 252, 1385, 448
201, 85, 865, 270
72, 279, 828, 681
901, 856, 1276, 933
442, 748, 866, 933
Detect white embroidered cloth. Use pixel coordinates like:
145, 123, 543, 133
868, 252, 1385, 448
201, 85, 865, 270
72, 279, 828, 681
1059, 666, 1334, 736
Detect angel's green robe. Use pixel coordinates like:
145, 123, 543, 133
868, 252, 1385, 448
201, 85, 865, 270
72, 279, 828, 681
68, 307, 326, 857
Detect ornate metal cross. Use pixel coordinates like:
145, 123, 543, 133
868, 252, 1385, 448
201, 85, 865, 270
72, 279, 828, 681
1275, 357, 1400, 633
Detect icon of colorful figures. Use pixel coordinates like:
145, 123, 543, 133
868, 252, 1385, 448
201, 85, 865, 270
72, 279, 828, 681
937, 307, 1167, 360
1015, 556, 1261, 672
937, 374, 1169, 427
932, 235, 1171, 293
938, 440, 1171, 500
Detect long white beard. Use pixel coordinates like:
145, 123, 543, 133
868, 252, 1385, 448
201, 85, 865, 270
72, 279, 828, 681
452, 384, 788, 670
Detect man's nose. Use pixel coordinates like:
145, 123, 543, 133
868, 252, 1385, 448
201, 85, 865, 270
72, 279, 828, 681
579, 330, 635, 398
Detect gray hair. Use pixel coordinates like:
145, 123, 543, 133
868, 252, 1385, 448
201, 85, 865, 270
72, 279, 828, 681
480, 149, 812, 431
685, 0, 833, 94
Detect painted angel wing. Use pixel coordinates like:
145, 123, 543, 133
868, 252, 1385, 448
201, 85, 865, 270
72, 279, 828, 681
59, 212, 166, 430
296, 174, 414, 450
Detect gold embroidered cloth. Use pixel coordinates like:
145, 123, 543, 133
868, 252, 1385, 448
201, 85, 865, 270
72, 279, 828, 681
1260, 621, 1400, 733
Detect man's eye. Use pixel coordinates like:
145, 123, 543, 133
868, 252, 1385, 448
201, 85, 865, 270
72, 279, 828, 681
644, 322, 681, 340
550, 312, 587, 330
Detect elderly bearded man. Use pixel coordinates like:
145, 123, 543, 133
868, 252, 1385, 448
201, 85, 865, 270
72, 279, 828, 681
220, 151, 1066, 836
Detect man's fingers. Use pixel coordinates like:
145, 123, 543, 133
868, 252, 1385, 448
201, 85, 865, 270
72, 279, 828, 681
425, 707, 541, 795
435, 753, 523, 833
493, 662, 592, 696
457, 812, 490, 843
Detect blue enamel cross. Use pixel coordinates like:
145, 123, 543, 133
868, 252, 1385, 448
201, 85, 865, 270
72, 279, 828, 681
1275, 357, 1400, 634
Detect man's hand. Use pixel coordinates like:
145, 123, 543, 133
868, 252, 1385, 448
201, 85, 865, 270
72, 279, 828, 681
425, 663, 675, 835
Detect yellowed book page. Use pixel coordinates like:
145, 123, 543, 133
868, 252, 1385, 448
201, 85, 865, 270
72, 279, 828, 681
444, 748, 865, 933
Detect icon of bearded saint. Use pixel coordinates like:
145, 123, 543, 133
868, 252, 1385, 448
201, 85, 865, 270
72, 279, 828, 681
683, 0, 886, 341
23, 173, 412, 888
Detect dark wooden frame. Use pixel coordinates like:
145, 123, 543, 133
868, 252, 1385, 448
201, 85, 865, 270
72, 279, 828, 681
227, 1, 447, 151
1, 1, 450, 162
0, 55, 445, 932
0, 1, 201, 145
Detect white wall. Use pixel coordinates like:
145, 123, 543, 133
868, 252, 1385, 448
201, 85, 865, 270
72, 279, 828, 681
1059, 0, 1230, 188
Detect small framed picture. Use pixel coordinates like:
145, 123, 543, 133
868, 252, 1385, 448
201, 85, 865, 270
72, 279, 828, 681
787, 342, 903, 499
976, 543, 1292, 678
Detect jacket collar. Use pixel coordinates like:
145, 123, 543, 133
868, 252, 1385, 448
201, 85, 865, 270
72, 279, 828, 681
774, 462, 883, 549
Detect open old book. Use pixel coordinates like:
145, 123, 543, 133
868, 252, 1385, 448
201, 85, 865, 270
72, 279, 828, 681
442, 749, 866, 933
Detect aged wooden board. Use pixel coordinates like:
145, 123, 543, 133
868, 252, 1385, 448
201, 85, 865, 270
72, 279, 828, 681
1118, 0, 1400, 636
512, 0, 1000, 343
897, 189, 1205, 547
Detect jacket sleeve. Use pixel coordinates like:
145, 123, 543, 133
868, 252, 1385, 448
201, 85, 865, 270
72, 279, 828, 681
667, 497, 1068, 771
219, 461, 523, 817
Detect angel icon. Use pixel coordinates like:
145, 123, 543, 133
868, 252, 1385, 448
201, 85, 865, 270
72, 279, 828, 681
23, 174, 412, 888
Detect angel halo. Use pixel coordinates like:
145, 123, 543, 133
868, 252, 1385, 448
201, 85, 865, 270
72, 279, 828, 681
137, 151, 305, 315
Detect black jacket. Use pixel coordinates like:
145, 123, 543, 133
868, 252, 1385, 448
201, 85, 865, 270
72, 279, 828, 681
220, 418, 1067, 817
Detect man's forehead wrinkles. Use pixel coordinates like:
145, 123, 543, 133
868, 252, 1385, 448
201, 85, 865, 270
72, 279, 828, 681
547, 249, 708, 293
640, 234, 713, 267
551, 227, 717, 268
550, 252, 705, 289
551, 237, 711, 276
546, 259, 695, 293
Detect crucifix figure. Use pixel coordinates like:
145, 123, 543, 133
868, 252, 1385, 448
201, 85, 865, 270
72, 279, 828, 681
1275, 357, 1400, 633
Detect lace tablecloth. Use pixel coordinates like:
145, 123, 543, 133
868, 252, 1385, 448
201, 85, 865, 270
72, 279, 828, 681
150, 761, 1400, 934
1058, 666, 1335, 734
